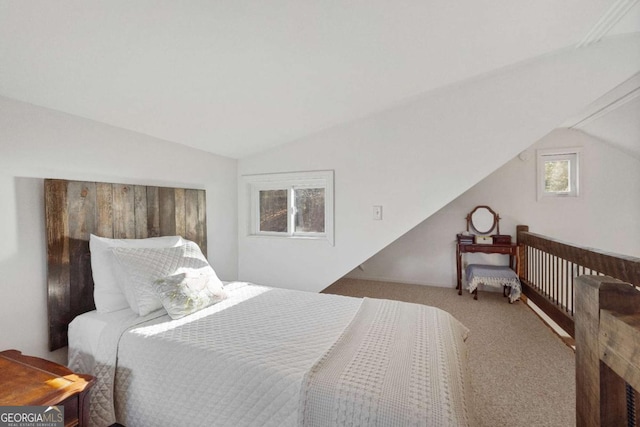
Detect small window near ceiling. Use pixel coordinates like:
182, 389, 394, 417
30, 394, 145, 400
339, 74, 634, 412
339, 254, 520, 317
244, 171, 334, 245
537, 148, 580, 199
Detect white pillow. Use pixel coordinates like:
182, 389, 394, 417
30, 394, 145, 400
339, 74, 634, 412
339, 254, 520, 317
111, 241, 222, 316
154, 272, 226, 319
90, 234, 183, 313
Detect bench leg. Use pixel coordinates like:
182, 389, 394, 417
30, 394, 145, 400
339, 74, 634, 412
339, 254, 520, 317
503, 285, 515, 303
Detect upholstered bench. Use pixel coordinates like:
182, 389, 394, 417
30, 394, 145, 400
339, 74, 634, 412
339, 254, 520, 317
465, 264, 521, 303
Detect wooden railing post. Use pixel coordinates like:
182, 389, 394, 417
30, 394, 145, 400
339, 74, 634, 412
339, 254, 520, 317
575, 275, 640, 426
516, 225, 528, 279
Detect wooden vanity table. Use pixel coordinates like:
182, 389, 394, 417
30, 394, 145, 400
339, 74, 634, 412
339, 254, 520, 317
455, 206, 519, 296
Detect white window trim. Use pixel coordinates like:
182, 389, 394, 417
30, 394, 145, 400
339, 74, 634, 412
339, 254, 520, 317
537, 147, 581, 200
244, 170, 334, 245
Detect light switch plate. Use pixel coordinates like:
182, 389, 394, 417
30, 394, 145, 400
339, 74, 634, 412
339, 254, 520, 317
373, 205, 383, 220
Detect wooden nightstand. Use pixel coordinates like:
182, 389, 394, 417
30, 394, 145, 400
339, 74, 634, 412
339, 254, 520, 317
0, 349, 95, 427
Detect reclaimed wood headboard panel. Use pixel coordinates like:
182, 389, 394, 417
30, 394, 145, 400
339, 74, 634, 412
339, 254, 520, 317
45, 179, 207, 351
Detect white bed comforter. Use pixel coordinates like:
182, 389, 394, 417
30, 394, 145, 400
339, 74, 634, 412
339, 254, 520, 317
85, 283, 472, 427
300, 297, 472, 426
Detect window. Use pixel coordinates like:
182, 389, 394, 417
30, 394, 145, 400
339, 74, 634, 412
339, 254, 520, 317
537, 148, 580, 199
244, 171, 334, 244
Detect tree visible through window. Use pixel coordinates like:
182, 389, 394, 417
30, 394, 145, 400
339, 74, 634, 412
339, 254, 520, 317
259, 190, 288, 232
544, 160, 570, 193
245, 171, 334, 244
294, 188, 325, 233
537, 149, 580, 199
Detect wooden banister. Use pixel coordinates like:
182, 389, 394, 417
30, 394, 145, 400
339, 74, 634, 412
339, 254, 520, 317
515, 227, 640, 424
600, 310, 640, 393
517, 228, 640, 286
575, 275, 640, 426
516, 225, 640, 338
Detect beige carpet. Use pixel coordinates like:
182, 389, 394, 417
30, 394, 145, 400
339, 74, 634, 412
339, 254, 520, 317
323, 278, 575, 427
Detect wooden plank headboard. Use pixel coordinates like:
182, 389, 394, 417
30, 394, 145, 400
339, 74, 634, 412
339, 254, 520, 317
44, 179, 207, 351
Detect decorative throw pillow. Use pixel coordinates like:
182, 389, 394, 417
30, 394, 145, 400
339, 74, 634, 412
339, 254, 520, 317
153, 272, 226, 319
90, 234, 184, 313
111, 241, 223, 316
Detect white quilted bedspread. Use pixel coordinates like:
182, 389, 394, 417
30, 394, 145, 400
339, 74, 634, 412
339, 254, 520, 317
86, 282, 472, 427
300, 298, 472, 426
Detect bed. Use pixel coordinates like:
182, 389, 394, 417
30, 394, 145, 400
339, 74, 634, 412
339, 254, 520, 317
45, 179, 475, 427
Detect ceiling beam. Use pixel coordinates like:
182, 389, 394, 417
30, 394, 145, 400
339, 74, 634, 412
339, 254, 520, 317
577, 0, 640, 47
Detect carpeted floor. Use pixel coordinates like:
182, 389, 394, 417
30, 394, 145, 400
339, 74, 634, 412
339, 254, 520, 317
323, 278, 575, 427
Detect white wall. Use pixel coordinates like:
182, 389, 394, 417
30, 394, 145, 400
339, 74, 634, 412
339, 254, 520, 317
0, 97, 238, 365
347, 128, 640, 286
238, 35, 640, 292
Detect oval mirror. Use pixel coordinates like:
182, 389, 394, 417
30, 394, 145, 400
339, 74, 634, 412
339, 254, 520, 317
470, 206, 496, 234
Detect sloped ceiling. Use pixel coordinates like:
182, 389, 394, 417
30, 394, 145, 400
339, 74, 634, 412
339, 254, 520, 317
0, 1, 638, 159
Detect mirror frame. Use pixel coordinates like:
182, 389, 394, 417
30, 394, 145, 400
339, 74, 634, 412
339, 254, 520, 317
466, 205, 500, 235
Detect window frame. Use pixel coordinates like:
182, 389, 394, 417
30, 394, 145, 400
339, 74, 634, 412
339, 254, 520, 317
537, 147, 581, 200
244, 170, 334, 245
